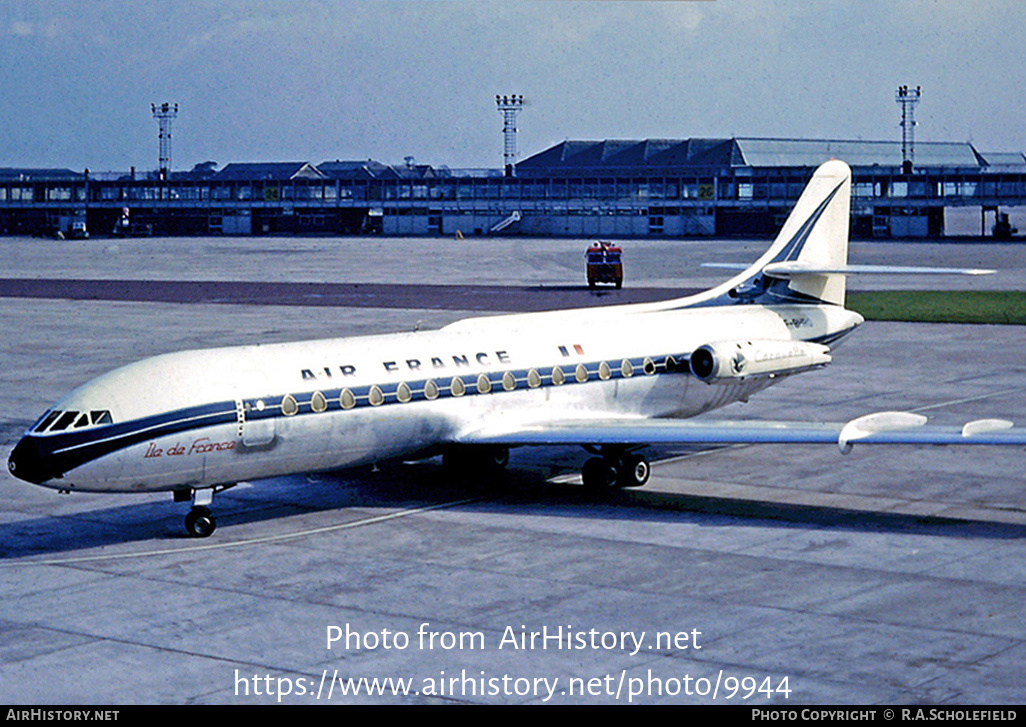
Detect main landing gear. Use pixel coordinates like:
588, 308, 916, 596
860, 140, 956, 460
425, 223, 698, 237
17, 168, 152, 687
173, 484, 235, 537
580, 447, 651, 492
442, 444, 510, 481
442, 444, 651, 493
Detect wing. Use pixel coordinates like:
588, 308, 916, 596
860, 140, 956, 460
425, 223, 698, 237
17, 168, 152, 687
458, 412, 1026, 454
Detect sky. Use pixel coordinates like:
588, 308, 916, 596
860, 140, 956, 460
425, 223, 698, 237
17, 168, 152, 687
2, 0, 1024, 173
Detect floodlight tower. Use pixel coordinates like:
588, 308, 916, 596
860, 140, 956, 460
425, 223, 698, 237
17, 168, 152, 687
151, 102, 179, 181
895, 85, 921, 174
495, 94, 524, 177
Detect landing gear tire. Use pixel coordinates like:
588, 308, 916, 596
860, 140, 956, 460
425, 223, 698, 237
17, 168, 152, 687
618, 453, 650, 488
185, 506, 217, 538
581, 457, 619, 491
581, 451, 650, 492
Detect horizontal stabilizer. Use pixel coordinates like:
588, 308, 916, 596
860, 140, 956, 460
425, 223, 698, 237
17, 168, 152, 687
701, 262, 996, 277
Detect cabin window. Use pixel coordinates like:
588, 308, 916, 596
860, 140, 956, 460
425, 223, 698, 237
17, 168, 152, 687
551, 366, 565, 385
502, 371, 516, 391
368, 385, 384, 406
450, 377, 466, 397
397, 382, 412, 403
477, 374, 492, 394
311, 391, 328, 412
340, 388, 356, 409
575, 363, 589, 383
643, 357, 656, 375
621, 359, 634, 377
282, 395, 299, 416
527, 369, 542, 388
424, 379, 439, 400
598, 362, 612, 380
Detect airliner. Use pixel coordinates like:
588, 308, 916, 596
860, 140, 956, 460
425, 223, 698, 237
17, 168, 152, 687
8, 160, 1026, 537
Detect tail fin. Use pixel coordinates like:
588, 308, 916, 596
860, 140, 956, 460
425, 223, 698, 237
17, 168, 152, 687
636, 159, 989, 315
682, 159, 853, 309
762, 158, 852, 305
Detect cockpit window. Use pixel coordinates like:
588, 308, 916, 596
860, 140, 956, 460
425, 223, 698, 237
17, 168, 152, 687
33, 411, 62, 433
50, 411, 80, 432
32, 409, 114, 433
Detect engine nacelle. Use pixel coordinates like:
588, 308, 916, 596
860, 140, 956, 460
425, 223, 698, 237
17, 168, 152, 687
689, 339, 831, 382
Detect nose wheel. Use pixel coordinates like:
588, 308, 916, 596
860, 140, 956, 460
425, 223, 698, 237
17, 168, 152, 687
174, 485, 233, 537
185, 506, 216, 537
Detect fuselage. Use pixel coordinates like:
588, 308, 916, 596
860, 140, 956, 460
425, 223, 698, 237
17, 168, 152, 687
8, 300, 862, 495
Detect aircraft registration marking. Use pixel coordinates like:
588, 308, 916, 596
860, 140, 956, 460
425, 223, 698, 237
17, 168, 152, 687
782, 316, 812, 330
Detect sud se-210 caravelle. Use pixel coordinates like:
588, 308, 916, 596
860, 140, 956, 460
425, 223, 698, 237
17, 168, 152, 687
9, 160, 1026, 537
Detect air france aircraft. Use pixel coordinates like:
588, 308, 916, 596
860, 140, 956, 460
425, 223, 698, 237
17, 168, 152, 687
9, 160, 1026, 537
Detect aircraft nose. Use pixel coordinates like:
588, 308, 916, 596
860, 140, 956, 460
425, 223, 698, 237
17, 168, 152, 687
7, 436, 53, 485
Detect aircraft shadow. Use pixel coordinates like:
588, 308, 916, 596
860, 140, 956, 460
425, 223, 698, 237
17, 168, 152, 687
2, 453, 1023, 563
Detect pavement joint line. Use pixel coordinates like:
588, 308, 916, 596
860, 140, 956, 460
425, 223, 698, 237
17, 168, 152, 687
0, 496, 484, 568
907, 386, 1026, 414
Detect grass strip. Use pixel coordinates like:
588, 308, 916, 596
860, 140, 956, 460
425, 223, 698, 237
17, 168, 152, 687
846, 291, 1026, 325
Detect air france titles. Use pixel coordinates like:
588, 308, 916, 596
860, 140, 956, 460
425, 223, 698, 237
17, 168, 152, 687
144, 437, 235, 459
301, 350, 512, 381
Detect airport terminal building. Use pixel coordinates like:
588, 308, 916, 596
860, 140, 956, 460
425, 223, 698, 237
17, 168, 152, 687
1, 137, 1024, 239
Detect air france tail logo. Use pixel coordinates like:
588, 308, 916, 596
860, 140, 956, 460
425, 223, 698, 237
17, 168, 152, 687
774, 181, 845, 265
558, 345, 585, 357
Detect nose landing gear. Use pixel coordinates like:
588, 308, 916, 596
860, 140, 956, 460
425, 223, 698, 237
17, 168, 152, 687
173, 484, 235, 537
